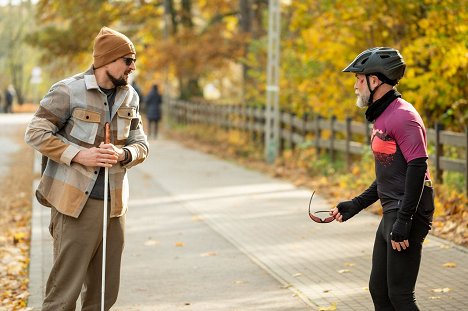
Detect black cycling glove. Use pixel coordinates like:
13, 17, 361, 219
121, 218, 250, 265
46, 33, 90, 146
391, 219, 412, 242
337, 200, 362, 221
391, 157, 427, 242
338, 181, 379, 221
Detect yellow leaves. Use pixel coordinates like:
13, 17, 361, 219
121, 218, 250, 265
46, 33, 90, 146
440, 44, 468, 78
1, 246, 31, 308
432, 287, 451, 293
442, 262, 457, 268
318, 302, 337, 310
0, 131, 34, 311
418, 19, 431, 30
13, 232, 27, 245
337, 262, 355, 274
234, 280, 247, 285
429, 287, 452, 300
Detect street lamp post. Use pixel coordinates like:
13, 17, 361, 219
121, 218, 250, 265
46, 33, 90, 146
265, 0, 281, 163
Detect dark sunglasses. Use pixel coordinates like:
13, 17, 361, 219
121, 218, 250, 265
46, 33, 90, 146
308, 191, 335, 223
122, 57, 136, 66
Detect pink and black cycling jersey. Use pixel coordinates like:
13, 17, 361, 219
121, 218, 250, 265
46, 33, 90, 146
371, 97, 430, 212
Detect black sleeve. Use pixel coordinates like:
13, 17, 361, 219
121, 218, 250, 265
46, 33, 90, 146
397, 157, 427, 221
352, 180, 379, 209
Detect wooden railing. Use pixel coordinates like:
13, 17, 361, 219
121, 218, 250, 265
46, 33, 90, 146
168, 99, 467, 193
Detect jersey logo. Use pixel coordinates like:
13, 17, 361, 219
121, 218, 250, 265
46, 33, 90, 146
371, 128, 396, 167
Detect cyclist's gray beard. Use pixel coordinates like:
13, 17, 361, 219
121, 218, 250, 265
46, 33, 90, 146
356, 93, 370, 108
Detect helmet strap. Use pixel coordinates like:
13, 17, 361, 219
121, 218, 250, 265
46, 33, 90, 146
365, 75, 384, 105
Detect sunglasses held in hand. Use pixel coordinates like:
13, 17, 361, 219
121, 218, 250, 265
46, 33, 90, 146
308, 191, 335, 223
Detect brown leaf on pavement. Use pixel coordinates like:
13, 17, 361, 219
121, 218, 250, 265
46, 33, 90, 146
200, 251, 217, 257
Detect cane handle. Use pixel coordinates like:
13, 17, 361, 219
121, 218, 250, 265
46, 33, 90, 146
104, 122, 110, 144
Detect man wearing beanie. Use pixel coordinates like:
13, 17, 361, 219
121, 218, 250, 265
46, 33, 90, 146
25, 26, 148, 311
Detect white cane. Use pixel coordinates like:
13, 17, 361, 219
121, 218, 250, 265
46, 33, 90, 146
101, 122, 110, 311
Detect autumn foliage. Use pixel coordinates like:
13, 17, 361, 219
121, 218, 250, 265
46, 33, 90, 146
22, 0, 467, 240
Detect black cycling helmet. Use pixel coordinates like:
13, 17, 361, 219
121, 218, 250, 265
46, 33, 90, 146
342, 47, 406, 85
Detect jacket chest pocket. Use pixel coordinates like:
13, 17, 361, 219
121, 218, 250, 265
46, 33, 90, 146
70, 108, 101, 144
116, 107, 136, 140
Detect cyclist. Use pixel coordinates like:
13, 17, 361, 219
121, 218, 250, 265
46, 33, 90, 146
331, 47, 435, 311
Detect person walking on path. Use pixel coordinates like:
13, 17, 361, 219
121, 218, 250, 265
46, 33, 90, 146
331, 47, 435, 311
145, 83, 163, 139
4, 86, 14, 113
24, 26, 148, 311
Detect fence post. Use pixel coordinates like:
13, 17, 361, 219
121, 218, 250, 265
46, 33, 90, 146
302, 113, 309, 141
260, 106, 266, 147
315, 115, 322, 154
289, 113, 295, 150
434, 122, 443, 183
240, 105, 246, 133
330, 115, 336, 162
346, 116, 352, 170
247, 106, 253, 141
278, 110, 284, 155
252, 107, 258, 142
366, 119, 371, 145
218, 105, 223, 128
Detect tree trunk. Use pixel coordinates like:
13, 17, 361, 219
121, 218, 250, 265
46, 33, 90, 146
177, 0, 202, 99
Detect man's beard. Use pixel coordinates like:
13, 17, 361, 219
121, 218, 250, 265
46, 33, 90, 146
355, 91, 370, 108
106, 71, 128, 87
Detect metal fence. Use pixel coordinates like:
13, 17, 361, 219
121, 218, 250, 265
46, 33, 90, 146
168, 99, 467, 193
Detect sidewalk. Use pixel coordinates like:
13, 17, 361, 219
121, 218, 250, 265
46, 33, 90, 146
28, 137, 468, 310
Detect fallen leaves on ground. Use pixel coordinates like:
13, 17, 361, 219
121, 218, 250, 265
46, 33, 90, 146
432, 287, 451, 293
442, 262, 457, 268
200, 251, 217, 257
0, 125, 34, 310
318, 302, 337, 310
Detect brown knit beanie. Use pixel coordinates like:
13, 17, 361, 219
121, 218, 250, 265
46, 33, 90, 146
93, 26, 136, 68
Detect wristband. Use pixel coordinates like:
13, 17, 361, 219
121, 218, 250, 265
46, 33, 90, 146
123, 148, 130, 162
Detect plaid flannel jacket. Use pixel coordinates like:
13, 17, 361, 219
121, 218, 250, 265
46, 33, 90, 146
25, 67, 149, 218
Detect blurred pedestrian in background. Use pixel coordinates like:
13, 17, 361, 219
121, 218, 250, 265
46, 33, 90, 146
4, 85, 15, 113
145, 83, 163, 139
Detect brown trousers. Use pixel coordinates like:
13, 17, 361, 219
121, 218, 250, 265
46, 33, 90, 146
42, 198, 125, 311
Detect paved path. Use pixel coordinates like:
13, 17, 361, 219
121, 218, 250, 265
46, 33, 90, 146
17, 116, 468, 310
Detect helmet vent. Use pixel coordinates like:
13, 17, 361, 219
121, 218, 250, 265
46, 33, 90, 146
380, 55, 390, 59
